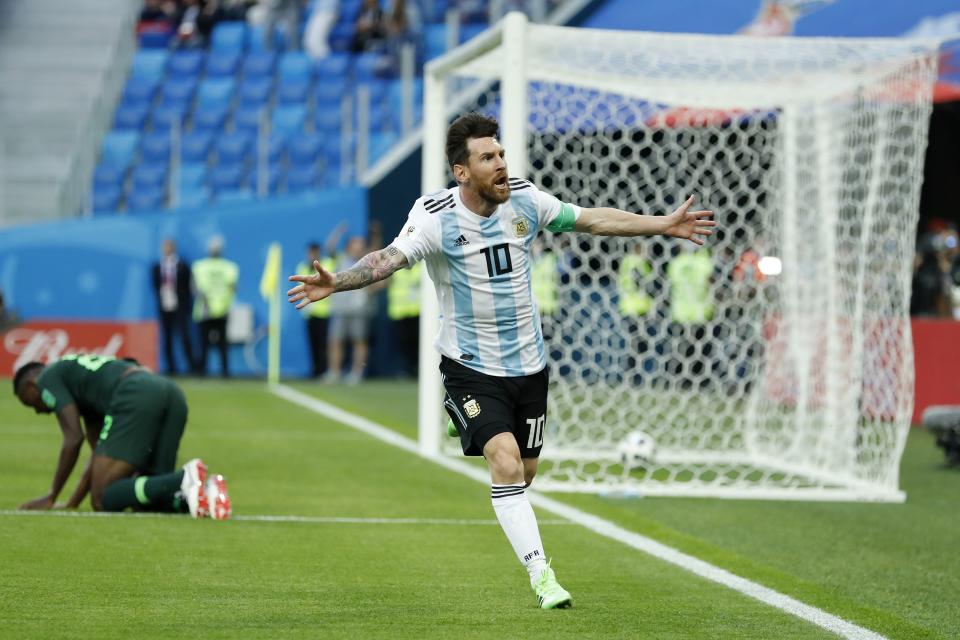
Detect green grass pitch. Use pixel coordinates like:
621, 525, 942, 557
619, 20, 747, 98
1, 379, 957, 639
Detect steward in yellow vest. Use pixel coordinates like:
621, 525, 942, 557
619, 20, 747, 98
618, 247, 653, 318
389, 262, 422, 377
298, 243, 336, 378
192, 235, 238, 376
667, 248, 714, 324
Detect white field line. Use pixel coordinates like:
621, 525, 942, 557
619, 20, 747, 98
272, 383, 887, 640
0, 510, 569, 526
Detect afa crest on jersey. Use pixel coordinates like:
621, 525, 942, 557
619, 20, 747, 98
511, 218, 529, 238
463, 398, 481, 418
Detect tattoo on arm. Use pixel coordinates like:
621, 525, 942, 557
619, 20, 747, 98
333, 245, 406, 291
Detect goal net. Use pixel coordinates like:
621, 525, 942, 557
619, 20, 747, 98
419, 13, 941, 501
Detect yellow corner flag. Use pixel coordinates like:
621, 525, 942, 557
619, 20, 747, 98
259, 242, 282, 301
260, 242, 282, 384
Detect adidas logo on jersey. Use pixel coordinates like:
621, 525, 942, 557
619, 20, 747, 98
453, 234, 470, 246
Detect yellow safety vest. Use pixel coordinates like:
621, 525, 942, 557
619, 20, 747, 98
388, 262, 422, 320
297, 258, 336, 318
192, 257, 239, 320
618, 254, 653, 317
667, 250, 714, 324
531, 253, 558, 316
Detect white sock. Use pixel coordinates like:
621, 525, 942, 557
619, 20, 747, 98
491, 483, 547, 585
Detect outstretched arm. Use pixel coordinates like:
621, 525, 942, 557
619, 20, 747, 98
574, 196, 715, 244
287, 244, 409, 309
20, 404, 85, 510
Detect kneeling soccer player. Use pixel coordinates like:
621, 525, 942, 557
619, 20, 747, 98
13, 355, 230, 519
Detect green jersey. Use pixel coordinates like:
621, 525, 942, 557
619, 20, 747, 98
36, 355, 136, 417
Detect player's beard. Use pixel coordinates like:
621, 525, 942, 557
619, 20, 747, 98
477, 173, 511, 205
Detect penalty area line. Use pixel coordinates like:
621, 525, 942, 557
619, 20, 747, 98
0, 510, 571, 526
271, 383, 888, 640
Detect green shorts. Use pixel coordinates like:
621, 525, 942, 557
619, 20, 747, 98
96, 373, 188, 475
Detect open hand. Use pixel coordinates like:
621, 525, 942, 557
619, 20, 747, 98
664, 196, 716, 245
20, 494, 54, 510
287, 260, 336, 310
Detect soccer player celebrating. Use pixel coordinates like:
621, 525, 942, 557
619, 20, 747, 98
287, 112, 715, 609
12, 355, 230, 519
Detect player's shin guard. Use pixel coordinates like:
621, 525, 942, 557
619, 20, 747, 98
491, 483, 548, 585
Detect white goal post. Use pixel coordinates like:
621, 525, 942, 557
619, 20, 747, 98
418, 12, 942, 501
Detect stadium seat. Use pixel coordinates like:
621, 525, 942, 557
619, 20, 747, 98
196, 77, 237, 110
314, 103, 342, 134
130, 50, 169, 83
160, 76, 198, 109
369, 131, 398, 164
315, 77, 349, 108
277, 79, 311, 104
151, 102, 190, 131
93, 162, 126, 189
92, 184, 122, 213
271, 104, 307, 138
216, 188, 256, 203
138, 29, 174, 50
113, 102, 150, 131
315, 53, 351, 79
248, 24, 286, 52
122, 76, 160, 103
100, 131, 140, 170
328, 22, 354, 52
175, 185, 210, 209
211, 21, 248, 52
210, 162, 248, 192
238, 76, 274, 107
180, 131, 214, 162
131, 161, 169, 190
354, 53, 383, 82
286, 164, 319, 192
263, 164, 284, 194
234, 103, 269, 134
216, 131, 255, 164
424, 24, 447, 61
460, 22, 486, 43
288, 132, 324, 166
177, 162, 209, 189
205, 50, 242, 77
168, 49, 206, 78
242, 51, 277, 77
192, 104, 230, 132
278, 52, 312, 83
126, 185, 166, 212
140, 131, 173, 163
266, 132, 289, 164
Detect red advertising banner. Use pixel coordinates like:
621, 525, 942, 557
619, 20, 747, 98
0, 320, 157, 377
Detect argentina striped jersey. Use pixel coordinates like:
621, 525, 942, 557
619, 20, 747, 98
391, 179, 580, 377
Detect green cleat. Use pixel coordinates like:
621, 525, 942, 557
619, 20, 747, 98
447, 419, 458, 438
533, 562, 572, 610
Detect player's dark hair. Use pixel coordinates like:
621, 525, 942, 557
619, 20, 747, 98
12, 361, 44, 395
446, 112, 500, 171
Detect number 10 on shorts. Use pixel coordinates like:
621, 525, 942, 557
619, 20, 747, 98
526, 414, 545, 448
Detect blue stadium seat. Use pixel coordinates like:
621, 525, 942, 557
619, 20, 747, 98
206, 50, 242, 77
140, 131, 173, 163
266, 132, 289, 163
92, 184, 122, 213
126, 185, 166, 212
192, 104, 230, 132
152, 102, 190, 131
424, 24, 447, 61
160, 76, 198, 108
286, 164, 319, 192
215, 131, 255, 164
369, 131, 398, 164
315, 77, 348, 107
288, 132, 324, 166
238, 76, 274, 107
180, 131, 214, 162
242, 51, 277, 77
122, 77, 160, 104
196, 77, 237, 109
234, 103, 269, 134
131, 161, 169, 190
216, 188, 256, 203
460, 22, 486, 43
315, 53, 351, 79
278, 52, 312, 83
271, 104, 307, 138
168, 49, 206, 78
178, 162, 209, 189
211, 21, 248, 52
211, 162, 248, 192
114, 102, 150, 131
176, 185, 211, 209
263, 164, 284, 194
138, 29, 174, 50
130, 50, 169, 83
328, 22, 354, 52
100, 131, 140, 170
314, 103, 342, 134
354, 53, 383, 82
93, 162, 126, 189
424, 0, 449, 22
277, 79, 310, 104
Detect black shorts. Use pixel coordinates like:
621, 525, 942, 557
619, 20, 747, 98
440, 356, 549, 459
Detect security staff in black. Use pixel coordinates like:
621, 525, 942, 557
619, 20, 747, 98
13, 355, 192, 513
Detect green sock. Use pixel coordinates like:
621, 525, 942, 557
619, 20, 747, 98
100, 471, 187, 513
